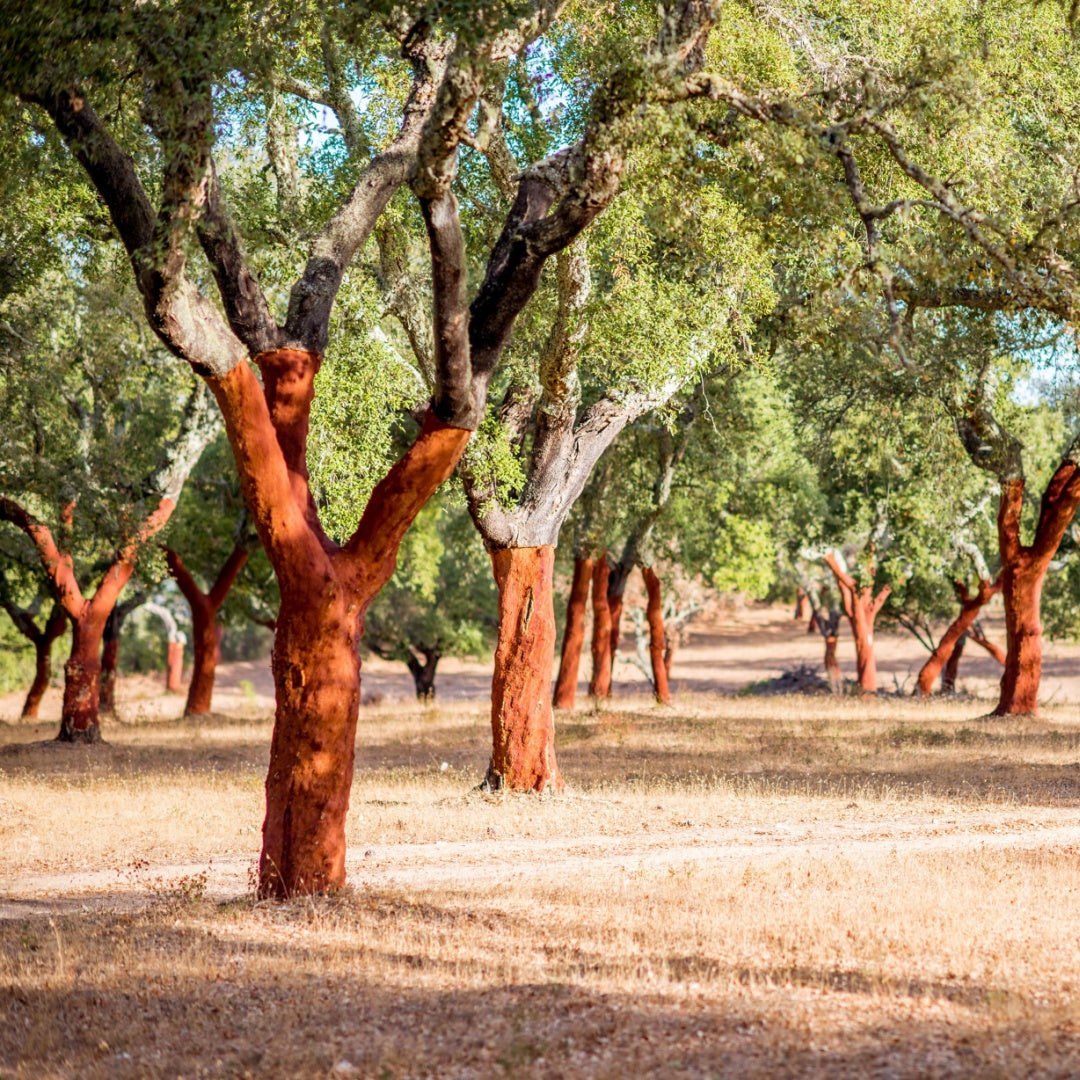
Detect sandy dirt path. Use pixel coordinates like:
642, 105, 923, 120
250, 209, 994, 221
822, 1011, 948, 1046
5, 808, 1080, 918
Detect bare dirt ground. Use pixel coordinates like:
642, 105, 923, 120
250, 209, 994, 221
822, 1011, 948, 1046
3, 605, 1080, 1078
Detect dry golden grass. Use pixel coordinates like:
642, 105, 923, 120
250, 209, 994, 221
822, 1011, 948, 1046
3, 693, 1080, 1078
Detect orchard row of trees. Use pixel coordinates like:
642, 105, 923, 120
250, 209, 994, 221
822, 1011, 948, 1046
4, 0, 1080, 896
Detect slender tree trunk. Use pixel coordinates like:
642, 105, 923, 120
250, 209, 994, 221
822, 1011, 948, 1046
166, 640, 184, 692
553, 554, 593, 709
664, 639, 675, 678
794, 587, 808, 620
22, 606, 67, 719
589, 556, 612, 699
942, 632, 966, 694
185, 597, 217, 715
165, 545, 250, 717
990, 470, 1080, 716
405, 647, 440, 702
850, 594, 880, 693
606, 559, 632, 671
915, 578, 1000, 697
58, 613, 109, 742
641, 565, 671, 704
824, 634, 842, 694
970, 623, 1007, 665
995, 553, 1046, 715
485, 546, 562, 793
825, 554, 890, 695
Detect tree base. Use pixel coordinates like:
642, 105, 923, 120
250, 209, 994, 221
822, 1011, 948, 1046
55, 725, 102, 744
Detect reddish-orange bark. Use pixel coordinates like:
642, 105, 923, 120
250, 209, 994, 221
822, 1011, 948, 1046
211, 356, 471, 896
969, 623, 1007, 665
916, 577, 1001, 696
825, 554, 891, 694
165, 640, 184, 692
21, 605, 67, 719
165, 545, 250, 716
641, 565, 671, 704
589, 556, 612, 699
553, 554, 594, 709
993, 469, 1080, 715
0, 495, 177, 741
486, 546, 562, 793
824, 634, 842, 694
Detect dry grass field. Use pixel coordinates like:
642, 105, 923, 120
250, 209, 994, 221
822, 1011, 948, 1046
4, 611, 1080, 1078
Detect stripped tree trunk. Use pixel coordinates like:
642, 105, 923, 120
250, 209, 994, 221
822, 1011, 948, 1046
0, 388, 210, 741
553, 553, 594, 709
165, 544, 250, 716
23, 605, 67, 719
915, 576, 1000, 696
823, 632, 842, 694
970, 622, 1007, 665
825, 553, 890, 694
30, 5, 721, 889
641, 565, 671, 704
990, 471, 1080, 714
486, 546, 562, 792
589, 556, 613, 699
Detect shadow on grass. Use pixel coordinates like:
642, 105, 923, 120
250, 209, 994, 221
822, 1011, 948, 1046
0, 897, 1074, 1080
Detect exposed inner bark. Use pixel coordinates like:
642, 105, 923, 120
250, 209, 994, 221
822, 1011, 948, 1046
17, 604, 67, 719
211, 356, 472, 896
824, 634, 842, 694
915, 576, 1000, 697
641, 565, 671, 704
606, 559, 633, 671
485, 545, 562, 794
825, 553, 890, 694
166, 640, 185, 692
553, 553, 593, 709
589, 556, 613, 699
992, 470, 1080, 716
166, 545, 250, 716
970, 621, 1007, 665
59, 612, 109, 742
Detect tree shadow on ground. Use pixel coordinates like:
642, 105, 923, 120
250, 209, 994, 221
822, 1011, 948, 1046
1, 897, 1076, 1080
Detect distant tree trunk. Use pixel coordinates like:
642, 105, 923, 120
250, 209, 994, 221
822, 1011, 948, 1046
664, 639, 675, 678
807, 611, 819, 634
405, 646, 440, 702
992, 470, 1080, 715
165, 545, 250, 717
606, 557, 633, 671
589, 555, 612, 699
825, 553, 890, 694
166, 641, 184, 691
970, 622, 1007, 666
22, 605, 67, 719
641, 565, 671, 704
824, 633, 842, 694
941, 632, 966, 694
915, 576, 1000, 697
553, 553, 593, 709
794, 587, 808, 620
485, 546, 562, 793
